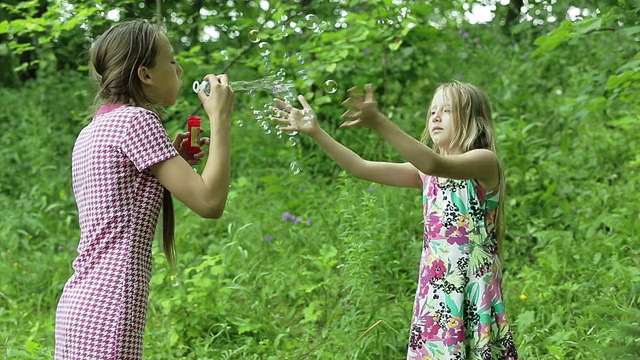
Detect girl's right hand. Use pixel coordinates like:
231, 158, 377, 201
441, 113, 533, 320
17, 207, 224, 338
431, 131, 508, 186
271, 95, 319, 136
197, 74, 235, 123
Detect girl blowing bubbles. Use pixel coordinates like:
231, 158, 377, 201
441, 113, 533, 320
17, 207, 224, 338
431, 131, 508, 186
273, 82, 518, 359
55, 20, 234, 359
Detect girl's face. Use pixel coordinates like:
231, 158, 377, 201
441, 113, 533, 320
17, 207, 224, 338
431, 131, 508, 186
145, 34, 184, 106
428, 89, 457, 153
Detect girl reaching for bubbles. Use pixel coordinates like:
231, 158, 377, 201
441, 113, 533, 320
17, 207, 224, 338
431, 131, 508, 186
55, 19, 234, 359
272, 81, 518, 359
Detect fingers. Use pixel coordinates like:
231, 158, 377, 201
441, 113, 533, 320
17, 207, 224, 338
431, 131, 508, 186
364, 83, 375, 103
340, 120, 363, 128
347, 86, 363, 98
198, 137, 210, 146
273, 98, 299, 112
173, 132, 189, 143
273, 98, 288, 109
342, 109, 360, 120
342, 97, 361, 108
217, 74, 229, 86
298, 95, 311, 110
200, 74, 230, 87
275, 125, 299, 133
271, 117, 291, 124
203, 73, 220, 83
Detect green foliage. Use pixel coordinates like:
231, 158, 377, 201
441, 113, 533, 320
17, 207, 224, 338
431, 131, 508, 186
2, 0, 640, 359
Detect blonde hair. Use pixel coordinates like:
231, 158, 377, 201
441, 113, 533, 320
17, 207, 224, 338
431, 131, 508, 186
420, 80, 506, 256
88, 19, 176, 266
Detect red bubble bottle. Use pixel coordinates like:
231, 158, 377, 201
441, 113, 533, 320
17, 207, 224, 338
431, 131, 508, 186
187, 116, 201, 154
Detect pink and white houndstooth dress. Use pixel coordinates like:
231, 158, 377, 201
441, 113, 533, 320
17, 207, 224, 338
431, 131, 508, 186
55, 104, 178, 359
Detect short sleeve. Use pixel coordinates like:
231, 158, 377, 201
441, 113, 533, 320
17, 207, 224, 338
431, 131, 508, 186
121, 109, 179, 172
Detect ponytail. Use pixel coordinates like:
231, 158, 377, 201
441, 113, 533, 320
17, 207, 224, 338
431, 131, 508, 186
162, 188, 176, 266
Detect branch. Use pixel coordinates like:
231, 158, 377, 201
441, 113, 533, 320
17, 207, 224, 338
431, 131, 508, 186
186, 42, 258, 117
184, 11, 276, 119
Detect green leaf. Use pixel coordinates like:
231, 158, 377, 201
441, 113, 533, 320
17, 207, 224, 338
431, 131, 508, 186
388, 39, 402, 51
606, 70, 640, 90
532, 21, 574, 57
517, 310, 536, 329
619, 26, 640, 37
574, 17, 602, 34
301, 300, 323, 323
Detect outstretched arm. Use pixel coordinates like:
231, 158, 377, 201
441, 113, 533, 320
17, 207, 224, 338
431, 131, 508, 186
272, 96, 421, 189
342, 85, 499, 190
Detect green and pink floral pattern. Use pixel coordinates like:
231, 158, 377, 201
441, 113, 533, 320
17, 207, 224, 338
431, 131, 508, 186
407, 175, 518, 360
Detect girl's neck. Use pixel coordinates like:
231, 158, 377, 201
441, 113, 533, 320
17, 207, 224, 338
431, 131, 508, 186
96, 103, 127, 115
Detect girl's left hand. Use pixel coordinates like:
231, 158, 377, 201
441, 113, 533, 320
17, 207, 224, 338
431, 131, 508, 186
341, 84, 382, 128
173, 131, 210, 166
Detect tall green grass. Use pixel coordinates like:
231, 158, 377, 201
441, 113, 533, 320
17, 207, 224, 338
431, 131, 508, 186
1, 72, 638, 359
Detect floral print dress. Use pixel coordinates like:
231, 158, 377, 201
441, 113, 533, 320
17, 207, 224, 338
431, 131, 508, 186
407, 175, 518, 360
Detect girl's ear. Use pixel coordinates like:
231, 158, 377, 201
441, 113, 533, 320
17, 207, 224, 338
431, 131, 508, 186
138, 66, 153, 85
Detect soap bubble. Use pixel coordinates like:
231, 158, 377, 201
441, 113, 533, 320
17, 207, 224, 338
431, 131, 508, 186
324, 80, 338, 94
248, 29, 261, 43
304, 14, 319, 29
301, 108, 315, 124
261, 121, 272, 135
289, 161, 301, 175
297, 69, 309, 80
258, 42, 271, 56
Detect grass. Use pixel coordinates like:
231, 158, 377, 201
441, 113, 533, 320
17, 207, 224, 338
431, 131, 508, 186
0, 72, 638, 359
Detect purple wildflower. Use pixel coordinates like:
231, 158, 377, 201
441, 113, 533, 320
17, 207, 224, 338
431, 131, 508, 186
299, 186, 305, 192
282, 212, 295, 222
477, 44, 483, 50
306, 219, 312, 226
57, 245, 64, 251
264, 235, 274, 242
363, 47, 370, 56
294, 217, 303, 225
366, 188, 373, 193
462, 32, 469, 39
473, 37, 480, 43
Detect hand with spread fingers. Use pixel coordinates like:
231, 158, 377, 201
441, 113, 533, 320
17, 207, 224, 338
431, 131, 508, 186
341, 84, 383, 129
271, 95, 320, 136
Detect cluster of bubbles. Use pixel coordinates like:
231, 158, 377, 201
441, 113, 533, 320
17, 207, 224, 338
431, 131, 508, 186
195, 13, 338, 175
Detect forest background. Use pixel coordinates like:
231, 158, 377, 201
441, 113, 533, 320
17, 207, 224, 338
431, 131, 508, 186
0, 0, 639, 359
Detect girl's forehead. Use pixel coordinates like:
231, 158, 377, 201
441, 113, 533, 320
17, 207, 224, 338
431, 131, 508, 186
431, 89, 452, 107
157, 34, 173, 53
